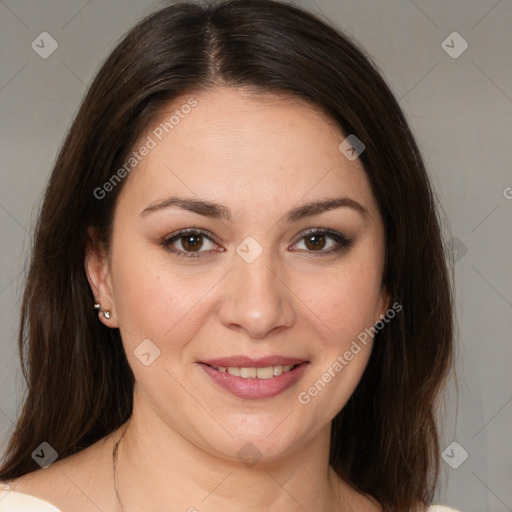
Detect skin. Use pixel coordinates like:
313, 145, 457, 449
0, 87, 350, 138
9, 87, 388, 511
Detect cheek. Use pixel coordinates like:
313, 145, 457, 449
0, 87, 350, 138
295, 248, 384, 414
110, 244, 222, 359
297, 276, 379, 423
305, 256, 384, 344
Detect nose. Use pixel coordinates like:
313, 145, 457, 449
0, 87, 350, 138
217, 242, 296, 339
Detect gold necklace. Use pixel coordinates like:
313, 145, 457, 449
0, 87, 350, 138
112, 427, 128, 511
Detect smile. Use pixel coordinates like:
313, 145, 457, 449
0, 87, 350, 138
198, 357, 310, 399
209, 364, 297, 379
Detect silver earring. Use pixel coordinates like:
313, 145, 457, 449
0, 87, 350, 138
94, 303, 111, 320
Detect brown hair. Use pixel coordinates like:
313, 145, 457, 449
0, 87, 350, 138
0, 1, 453, 510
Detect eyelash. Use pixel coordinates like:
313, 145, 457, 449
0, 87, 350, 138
162, 228, 352, 259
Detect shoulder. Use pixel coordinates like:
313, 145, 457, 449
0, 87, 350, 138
0, 481, 62, 511
427, 506, 461, 512
0, 432, 116, 512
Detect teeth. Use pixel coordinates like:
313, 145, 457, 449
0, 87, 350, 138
240, 367, 257, 378
213, 364, 296, 379
256, 366, 274, 379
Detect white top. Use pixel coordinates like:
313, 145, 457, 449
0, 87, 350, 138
0, 482, 61, 511
0, 482, 460, 511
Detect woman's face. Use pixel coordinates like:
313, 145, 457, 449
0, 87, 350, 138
89, 87, 388, 463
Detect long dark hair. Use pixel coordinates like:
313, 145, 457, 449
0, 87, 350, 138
0, 1, 453, 510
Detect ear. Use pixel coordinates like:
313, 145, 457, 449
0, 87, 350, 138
375, 285, 391, 324
84, 227, 119, 328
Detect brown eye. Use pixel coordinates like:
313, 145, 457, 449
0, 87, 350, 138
304, 233, 326, 251
180, 233, 204, 252
292, 229, 352, 255
163, 229, 220, 258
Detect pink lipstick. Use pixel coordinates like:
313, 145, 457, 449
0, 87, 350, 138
198, 356, 310, 399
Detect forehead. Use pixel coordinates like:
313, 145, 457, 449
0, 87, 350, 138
116, 87, 379, 223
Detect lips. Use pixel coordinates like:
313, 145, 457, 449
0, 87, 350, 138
198, 356, 310, 400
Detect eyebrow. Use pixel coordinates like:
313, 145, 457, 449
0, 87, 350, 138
140, 194, 368, 223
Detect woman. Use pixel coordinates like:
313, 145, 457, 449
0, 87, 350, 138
0, 0, 458, 510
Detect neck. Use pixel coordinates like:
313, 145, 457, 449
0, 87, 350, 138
113, 396, 350, 511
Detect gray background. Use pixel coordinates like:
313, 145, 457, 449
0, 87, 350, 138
0, 1, 511, 511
